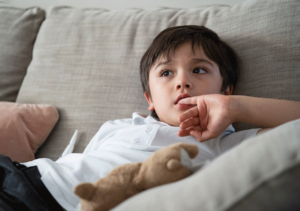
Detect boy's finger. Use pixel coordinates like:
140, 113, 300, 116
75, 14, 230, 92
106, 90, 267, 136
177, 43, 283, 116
190, 130, 217, 142
178, 125, 195, 136
177, 129, 192, 137
178, 126, 202, 137
178, 107, 198, 122
192, 125, 203, 132
200, 131, 218, 142
180, 117, 199, 129
190, 130, 203, 141
177, 96, 199, 105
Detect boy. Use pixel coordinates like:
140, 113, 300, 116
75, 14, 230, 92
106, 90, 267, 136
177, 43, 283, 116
140, 25, 300, 142
1, 25, 299, 211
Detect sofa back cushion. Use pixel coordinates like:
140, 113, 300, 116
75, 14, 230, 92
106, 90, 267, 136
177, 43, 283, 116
0, 6, 45, 102
16, 0, 300, 160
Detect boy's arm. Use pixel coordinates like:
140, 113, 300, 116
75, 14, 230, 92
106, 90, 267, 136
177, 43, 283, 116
231, 96, 300, 135
178, 95, 300, 142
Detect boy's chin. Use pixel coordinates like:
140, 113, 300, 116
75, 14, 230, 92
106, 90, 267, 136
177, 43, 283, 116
155, 111, 182, 127
159, 118, 181, 127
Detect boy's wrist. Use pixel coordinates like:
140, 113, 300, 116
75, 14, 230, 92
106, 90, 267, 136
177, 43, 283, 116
228, 95, 244, 123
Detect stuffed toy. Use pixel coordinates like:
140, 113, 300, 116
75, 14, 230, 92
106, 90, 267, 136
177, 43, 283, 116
74, 143, 199, 211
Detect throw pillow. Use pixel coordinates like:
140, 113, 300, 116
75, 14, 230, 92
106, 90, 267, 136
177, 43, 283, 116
0, 102, 59, 162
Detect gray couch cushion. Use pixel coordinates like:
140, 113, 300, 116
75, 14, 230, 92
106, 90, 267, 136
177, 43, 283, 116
0, 6, 45, 102
113, 119, 300, 211
16, 0, 300, 160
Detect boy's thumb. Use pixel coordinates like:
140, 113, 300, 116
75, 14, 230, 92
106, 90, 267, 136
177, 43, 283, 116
191, 130, 212, 142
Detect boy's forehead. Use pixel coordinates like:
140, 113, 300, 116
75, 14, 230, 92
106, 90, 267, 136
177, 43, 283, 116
152, 42, 206, 68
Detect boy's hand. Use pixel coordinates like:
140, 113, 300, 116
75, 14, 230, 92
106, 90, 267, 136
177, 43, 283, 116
178, 94, 233, 142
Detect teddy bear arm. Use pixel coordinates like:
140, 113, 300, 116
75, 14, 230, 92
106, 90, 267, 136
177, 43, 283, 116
74, 183, 96, 201
98, 162, 143, 195
178, 143, 198, 158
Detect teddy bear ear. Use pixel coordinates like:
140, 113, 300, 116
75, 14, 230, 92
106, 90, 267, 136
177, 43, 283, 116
74, 183, 96, 201
166, 158, 181, 171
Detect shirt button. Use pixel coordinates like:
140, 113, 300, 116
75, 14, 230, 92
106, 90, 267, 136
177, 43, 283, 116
146, 127, 152, 132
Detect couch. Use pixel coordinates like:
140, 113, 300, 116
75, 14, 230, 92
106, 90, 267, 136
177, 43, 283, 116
0, 0, 299, 210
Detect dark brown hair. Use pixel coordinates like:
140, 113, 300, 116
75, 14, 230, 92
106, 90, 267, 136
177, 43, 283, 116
140, 25, 239, 118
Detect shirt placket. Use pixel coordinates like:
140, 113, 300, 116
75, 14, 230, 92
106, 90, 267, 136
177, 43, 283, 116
135, 124, 159, 146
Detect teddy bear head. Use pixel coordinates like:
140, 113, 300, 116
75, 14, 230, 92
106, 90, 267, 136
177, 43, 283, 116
133, 142, 199, 189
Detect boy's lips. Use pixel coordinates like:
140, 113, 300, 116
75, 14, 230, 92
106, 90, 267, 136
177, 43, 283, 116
175, 94, 193, 110
175, 93, 191, 105
175, 103, 194, 110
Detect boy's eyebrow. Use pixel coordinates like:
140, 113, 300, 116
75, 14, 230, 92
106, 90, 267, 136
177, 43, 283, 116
192, 58, 214, 67
154, 58, 214, 70
154, 60, 172, 70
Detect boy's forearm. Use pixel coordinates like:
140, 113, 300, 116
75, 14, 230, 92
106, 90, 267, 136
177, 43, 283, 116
230, 95, 300, 128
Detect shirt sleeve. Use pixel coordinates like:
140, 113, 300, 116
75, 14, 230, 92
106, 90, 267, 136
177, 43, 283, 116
219, 128, 261, 154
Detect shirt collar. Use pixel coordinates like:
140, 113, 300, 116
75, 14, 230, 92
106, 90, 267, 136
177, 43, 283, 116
132, 112, 169, 126
132, 112, 147, 125
132, 112, 235, 133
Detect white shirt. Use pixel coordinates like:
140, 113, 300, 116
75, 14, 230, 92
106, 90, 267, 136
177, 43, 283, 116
23, 112, 260, 210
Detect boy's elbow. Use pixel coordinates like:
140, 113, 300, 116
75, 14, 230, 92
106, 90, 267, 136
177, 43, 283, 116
256, 128, 272, 136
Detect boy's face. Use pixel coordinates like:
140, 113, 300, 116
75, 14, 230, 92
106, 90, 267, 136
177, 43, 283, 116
145, 41, 232, 126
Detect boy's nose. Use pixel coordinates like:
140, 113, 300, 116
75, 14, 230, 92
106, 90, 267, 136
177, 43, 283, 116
175, 78, 192, 90
175, 71, 193, 90
177, 84, 190, 89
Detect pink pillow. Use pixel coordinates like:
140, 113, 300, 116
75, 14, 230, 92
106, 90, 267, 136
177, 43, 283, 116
0, 102, 59, 162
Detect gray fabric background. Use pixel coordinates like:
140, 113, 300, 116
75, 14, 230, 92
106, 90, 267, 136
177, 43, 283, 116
0, 7, 45, 102
16, 0, 300, 160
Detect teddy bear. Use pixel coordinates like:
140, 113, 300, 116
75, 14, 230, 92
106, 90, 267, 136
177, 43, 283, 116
74, 142, 199, 211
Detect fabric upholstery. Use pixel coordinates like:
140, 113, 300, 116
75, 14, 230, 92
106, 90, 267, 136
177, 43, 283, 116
113, 118, 300, 211
0, 102, 59, 162
16, 0, 300, 160
0, 6, 45, 102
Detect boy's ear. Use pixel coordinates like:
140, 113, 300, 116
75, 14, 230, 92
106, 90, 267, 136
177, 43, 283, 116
223, 85, 233, 95
144, 92, 155, 111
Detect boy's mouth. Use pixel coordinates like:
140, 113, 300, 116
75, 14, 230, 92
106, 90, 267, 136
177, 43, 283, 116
175, 94, 191, 105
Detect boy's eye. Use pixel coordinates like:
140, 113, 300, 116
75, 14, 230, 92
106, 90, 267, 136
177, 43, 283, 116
193, 67, 206, 74
161, 70, 174, 77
